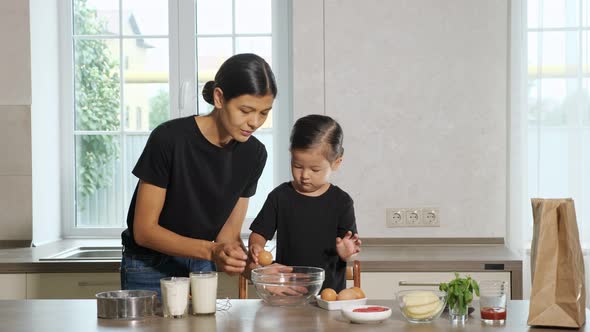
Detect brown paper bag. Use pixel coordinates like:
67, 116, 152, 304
528, 198, 586, 328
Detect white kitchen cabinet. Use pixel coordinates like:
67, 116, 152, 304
348, 272, 511, 300
26, 273, 120, 299
0, 274, 26, 299
24, 272, 255, 300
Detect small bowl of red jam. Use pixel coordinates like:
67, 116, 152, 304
341, 305, 392, 324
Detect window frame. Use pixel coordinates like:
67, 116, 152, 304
59, 0, 291, 237
510, 0, 590, 250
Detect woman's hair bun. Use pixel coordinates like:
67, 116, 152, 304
202, 80, 216, 105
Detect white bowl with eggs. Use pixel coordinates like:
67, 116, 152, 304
316, 295, 367, 310
315, 287, 367, 310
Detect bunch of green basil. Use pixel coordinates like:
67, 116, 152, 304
439, 272, 480, 315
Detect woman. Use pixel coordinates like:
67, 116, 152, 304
120, 53, 277, 296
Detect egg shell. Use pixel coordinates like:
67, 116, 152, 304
337, 288, 358, 301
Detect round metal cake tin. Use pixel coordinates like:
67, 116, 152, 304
96, 290, 157, 319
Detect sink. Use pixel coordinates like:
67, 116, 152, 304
40, 246, 122, 261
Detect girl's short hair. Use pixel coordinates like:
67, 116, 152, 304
202, 53, 277, 105
290, 114, 344, 162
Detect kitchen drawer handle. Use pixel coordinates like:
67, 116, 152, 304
399, 281, 440, 287
78, 281, 120, 287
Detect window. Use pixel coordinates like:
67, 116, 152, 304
61, 0, 290, 236
514, 0, 589, 247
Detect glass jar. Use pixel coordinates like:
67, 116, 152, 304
449, 301, 469, 323
479, 280, 507, 325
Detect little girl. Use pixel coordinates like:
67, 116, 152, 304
248, 114, 361, 292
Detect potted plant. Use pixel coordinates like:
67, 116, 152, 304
439, 272, 480, 322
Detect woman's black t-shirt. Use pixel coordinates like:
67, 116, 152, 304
122, 115, 267, 253
249, 182, 357, 292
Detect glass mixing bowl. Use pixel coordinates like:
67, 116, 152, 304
250, 266, 325, 306
396, 290, 447, 323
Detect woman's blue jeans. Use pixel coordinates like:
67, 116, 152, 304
120, 247, 216, 299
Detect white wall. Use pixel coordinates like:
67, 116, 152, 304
0, 0, 32, 240
293, 0, 509, 238
0, 0, 31, 105
20, 0, 510, 241
30, 0, 61, 245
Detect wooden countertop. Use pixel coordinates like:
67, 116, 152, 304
357, 244, 521, 271
0, 239, 121, 273
0, 239, 524, 297
0, 239, 523, 298
0, 239, 521, 272
0, 299, 586, 332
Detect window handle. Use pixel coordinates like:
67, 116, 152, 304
179, 81, 194, 112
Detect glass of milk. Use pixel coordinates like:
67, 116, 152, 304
160, 277, 190, 318
190, 271, 218, 315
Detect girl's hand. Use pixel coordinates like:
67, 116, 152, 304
212, 241, 248, 275
336, 231, 361, 260
248, 243, 265, 266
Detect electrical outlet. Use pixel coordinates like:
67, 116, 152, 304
386, 208, 405, 227
421, 208, 440, 227
406, 209, 421, 225
386, 207, 440, 227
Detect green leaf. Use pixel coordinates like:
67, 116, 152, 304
465, 291, 472, 304
472, 279, 480, 296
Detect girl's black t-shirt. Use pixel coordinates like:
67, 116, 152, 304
122, 115, 267, 253
249, 182, 357, 292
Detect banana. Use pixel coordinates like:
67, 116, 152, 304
403, 301, 444, 319
402, 291, 439, 306
401, 291, 444, 319
405, 300, 442, 315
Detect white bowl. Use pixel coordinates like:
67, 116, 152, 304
315, 295, 367, 310
341, 305, 392, 324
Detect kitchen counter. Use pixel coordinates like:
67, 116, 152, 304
0, 238, 523, 298
356, 243, 523, 299
0, 239, 121, 273
0, 299, 586, 331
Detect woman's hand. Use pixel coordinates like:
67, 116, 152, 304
336, 231, 361, 260
258, 264, 309, 296
259, 263, 291, 274
266, 285, 309, 296
211, 242, 248, 275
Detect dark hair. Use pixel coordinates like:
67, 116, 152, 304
290, 114, 344, 162
202, 53, 277, 105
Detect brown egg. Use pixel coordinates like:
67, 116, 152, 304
258, 250, 273, 266
350, 286, 366, 299
320, 288, 337, 301
337, 288, 358, 301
